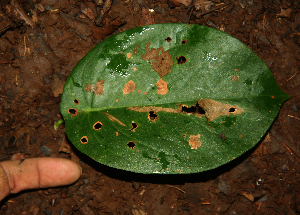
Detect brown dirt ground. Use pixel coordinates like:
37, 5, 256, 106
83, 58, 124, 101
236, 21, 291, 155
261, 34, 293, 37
1, 0, 300, 214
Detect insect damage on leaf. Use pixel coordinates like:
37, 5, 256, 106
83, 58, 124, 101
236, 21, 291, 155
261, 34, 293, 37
93, 121, 103, 130
129, 122, 138, 132
80, 136, 88, 144
188, 134, 202, 149
141, 41, 174, 78
176, 55, 187, 64
68, 108, 78, 116
104, 113, 126, 126
85, 80, 105, 95
123, 80, 136, 94
156, 78, 168, 95
198, 99, 244, 121
127, 141, 136, 149
148, 111, 158, 122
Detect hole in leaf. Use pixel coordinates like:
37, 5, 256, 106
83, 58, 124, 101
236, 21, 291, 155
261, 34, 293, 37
180, 102, 205, 114
129, 122, 138, 131
176, 55, 186, 64
181, 39, 187, 45
74, 99, 79, 105
229, 108, 236, 112
93, 121, 103, 130
68, 108, 78, 116
127, 141, 136, 150
80, 136, 88, 144
165, 37, 172, 42
148, 111, 158, 122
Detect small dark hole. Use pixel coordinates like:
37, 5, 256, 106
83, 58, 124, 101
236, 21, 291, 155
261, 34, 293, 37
181, 102, 205, 114
80, 136, 88, 144
68, 108, 78, 116
129, 122, 138, 131
176, 56, 187, 64
149, 111, 158, 121
229, 108, 236, 112
93, 121, 103, 130
181, 39, 187, 45
74, 99, 79, 104
165, 37, 172, 42
127, 141, 136, 149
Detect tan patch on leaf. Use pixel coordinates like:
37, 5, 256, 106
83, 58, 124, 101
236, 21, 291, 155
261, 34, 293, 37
127, 106, 179, 113
231, 75, 239, 81
127, 53, 132, 58
156, 78, 168, 95
85, 80, 105, 95
198, 99, 244, 121
123, 80, 136, 94
104, 113, 126, 126
141, 41, 174, 78
94, 80, 104, 95
188, 134, 202, 149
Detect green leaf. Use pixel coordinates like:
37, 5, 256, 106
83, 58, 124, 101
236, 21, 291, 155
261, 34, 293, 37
61, 24, 289, 174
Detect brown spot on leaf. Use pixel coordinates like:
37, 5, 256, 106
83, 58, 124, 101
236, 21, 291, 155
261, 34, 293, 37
231, 75, 239, 81
93, 121, 103, 130
141, 41, 174, 78
219, 133, 226, 140
134, 44, 139, 55
94, 80, 105, 95
181, 39, 187, 45
156, 78, 168, 95
80, 136, 88, 144
85, 80, 105, 95
116, 132, 119, 136
68, 108, 78, 116
104, 112, 126, 126
188, 134, 202, 149
85, 83, 93, 92
123, 80, 136, 94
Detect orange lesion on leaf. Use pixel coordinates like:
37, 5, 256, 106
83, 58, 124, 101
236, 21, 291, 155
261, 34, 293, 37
127, 53, 132, 58
188, 134, 202, 149
156, 78, 168, 95
104, 113, 126, 126
123, 80, 136, 94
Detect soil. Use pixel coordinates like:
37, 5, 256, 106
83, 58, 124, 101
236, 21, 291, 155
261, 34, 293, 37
0, 0, 300, 214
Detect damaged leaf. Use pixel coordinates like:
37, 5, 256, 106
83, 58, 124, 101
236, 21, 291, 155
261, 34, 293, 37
61, 23, 289, 174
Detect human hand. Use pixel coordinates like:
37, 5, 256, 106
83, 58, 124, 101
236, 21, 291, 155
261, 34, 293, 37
0, 157, 82, 201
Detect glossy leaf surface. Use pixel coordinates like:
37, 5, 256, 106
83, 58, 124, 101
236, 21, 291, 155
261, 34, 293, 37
61, 24, 289, 174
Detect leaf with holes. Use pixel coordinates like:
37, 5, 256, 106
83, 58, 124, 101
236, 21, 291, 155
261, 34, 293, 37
61, 24, 289, 174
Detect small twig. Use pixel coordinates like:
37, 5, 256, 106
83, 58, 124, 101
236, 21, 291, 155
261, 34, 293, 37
281, 142, 300, 163
95, 0, 112, 26
167, 185, 186, 193
281, 71, 298, 85
0, 61, 14, 64
195, 2, 231, 18
11, 0, 35, 28
288, 115, 300, 121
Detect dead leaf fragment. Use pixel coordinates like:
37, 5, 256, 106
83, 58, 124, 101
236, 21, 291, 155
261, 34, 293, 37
170, 0, 192, 7
156, 78, 168, 95
123, 80, 136, 94
277, 7, 292, 18
188, 134, 202, 149
240, 191, 254, 201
